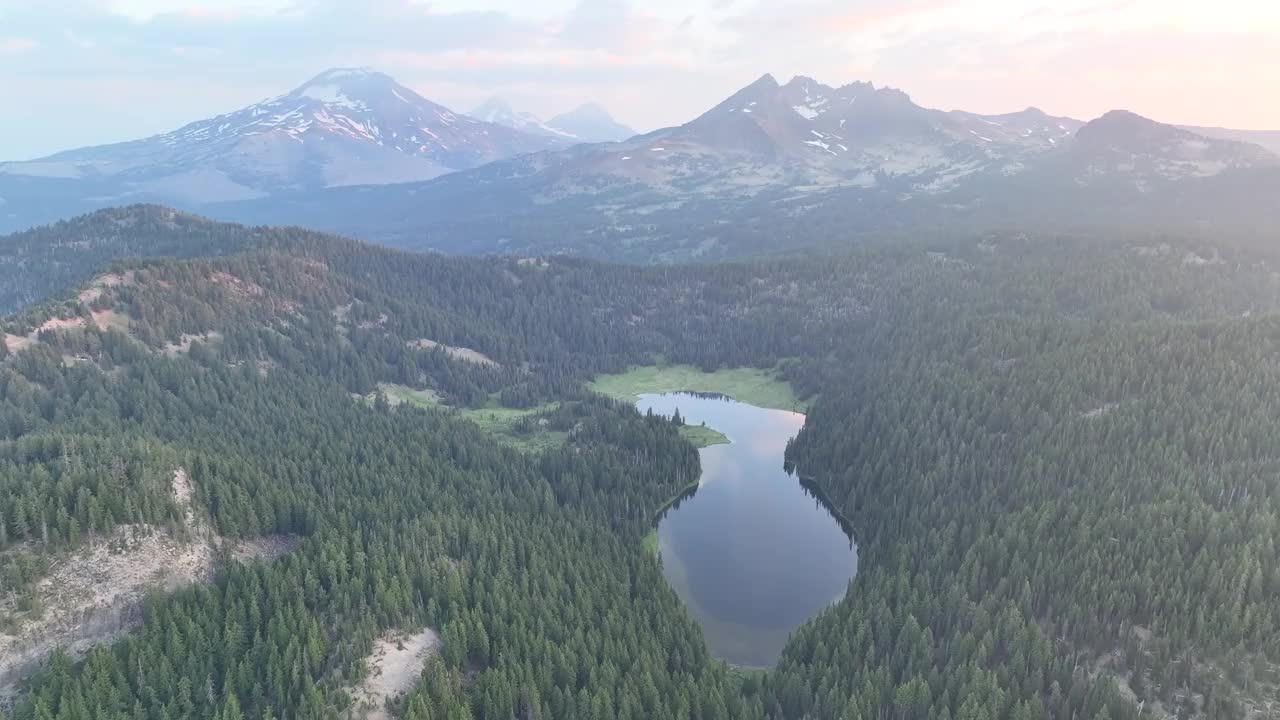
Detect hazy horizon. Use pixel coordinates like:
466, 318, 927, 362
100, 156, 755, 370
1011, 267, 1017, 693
2, 0, 1278, 160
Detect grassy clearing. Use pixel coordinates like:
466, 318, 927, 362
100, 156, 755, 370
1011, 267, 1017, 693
678, 424, 730, 448
641, 530, 659, 559
376, 383, 442, 408
589, 364, 806, 412
460, 400, 557, 431
460, 400, 566, 453
367, 387, 565, 453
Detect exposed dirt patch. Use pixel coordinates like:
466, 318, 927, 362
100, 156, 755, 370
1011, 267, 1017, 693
407, 339, 499, 367
357, 313, 390, 330
4, 317, 92, 355
2, 333, 32, 353
348, 629, 440, 720
210, 271, 265, 297
91, 309, 130, 333
77, 272, 133, 304
0, 469, 214, 697
0, 468, 296, 698
36, 317, 87, 334
163, 332, 223, 357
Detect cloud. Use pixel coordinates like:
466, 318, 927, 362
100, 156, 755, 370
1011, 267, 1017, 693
0, 36, 38, 52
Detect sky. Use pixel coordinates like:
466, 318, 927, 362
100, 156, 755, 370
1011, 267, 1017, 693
1, 0, 1278, 160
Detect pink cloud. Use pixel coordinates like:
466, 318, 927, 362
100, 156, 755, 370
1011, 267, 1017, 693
819, 0, 955, 33
0, 37, 38, 53
184, 7, 241, 21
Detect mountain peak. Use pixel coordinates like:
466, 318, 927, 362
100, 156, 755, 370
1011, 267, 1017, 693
1077, 109, 1182, 148
785, 75, 822, 89
547, 103, 636, 143
470, 97, 519, 123
295, 68, 393, 93
309, 67, 383, 82
563, 103, 611, 120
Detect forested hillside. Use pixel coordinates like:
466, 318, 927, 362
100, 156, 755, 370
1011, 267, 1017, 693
0, 206, 263, 315
3, 208, 1280, 719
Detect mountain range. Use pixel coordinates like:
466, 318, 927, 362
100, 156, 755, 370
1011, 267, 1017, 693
213, 74, 1280, 261
468, 98, 636, 144
2, 70, 1277, 261
0, 69, 578, 231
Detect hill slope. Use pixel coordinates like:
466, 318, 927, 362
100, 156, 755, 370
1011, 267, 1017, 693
0, 205, 267, 314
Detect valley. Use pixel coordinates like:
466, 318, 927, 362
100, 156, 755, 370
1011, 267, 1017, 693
4, 208, 1280, 718
3, 1, 1278, 715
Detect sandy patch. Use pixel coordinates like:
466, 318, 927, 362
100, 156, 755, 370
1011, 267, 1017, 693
407, 339, 498, 367
349, 629, 440, 720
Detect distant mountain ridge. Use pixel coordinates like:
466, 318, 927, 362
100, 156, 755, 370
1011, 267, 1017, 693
213, 73, 1280, 261
3, 70, 1277, 257
1177, 125, 1280, 155
468, 99, 636, 143
0, 68, 566, 232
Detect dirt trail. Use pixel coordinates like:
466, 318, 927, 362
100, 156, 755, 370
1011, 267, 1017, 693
348, 629, 440, 720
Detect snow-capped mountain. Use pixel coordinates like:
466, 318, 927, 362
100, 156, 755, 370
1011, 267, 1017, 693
468, 99, 636, 144
214, 73, 1280, 261
546, 104, 637, 143
0, 68, 566, 230
588, 73, 1088, 193
470, 98, 576, 140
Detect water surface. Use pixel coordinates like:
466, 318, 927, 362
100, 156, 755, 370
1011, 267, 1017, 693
637, 392, 858, 668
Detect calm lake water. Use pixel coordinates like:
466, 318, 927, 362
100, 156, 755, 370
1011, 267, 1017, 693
637, 392, 858, 668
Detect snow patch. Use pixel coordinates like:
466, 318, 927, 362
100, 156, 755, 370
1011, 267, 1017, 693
300, 84, 369, 111
792, 105, 819, 120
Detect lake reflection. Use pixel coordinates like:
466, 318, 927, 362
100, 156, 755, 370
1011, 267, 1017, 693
637, 392, 858, 668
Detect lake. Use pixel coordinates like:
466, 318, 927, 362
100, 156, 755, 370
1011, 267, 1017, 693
637, 392, 858, 668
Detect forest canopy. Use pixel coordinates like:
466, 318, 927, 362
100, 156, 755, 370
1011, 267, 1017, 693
2, 208, 1279, 719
